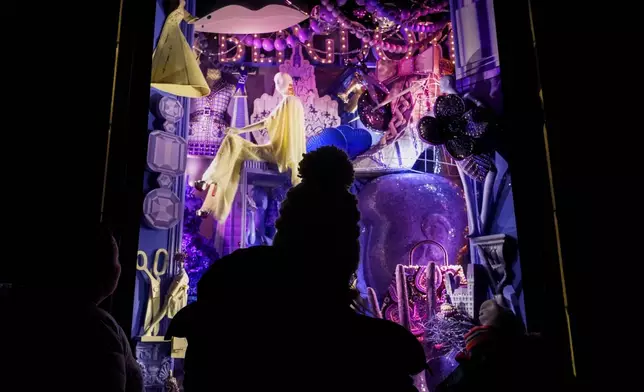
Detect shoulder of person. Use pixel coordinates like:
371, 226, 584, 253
197, 246, 277, 296
354, 315, 426, 373
204, 246, 275, 274
90, 305, 131, 351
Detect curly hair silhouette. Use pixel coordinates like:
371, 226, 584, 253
273, 146, 361, 299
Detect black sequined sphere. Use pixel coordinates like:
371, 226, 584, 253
434, 94, 466, 122
357, 89, 392, 133
445, 136, 475, 161
463, 107, 491, 139
418, 115, 449, 145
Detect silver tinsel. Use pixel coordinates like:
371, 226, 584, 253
423, 312, 474, 356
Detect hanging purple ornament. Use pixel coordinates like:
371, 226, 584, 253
262, 38, 274, 52
356, 0, 366, 5
243, 35, 254, 46
332, 9, 340, 17
337, 0, 348, 6
401, 9, 411, 20
274, 38, 286, 51
310, 19, 322, 33
321, 0, 329, 5
320, 8, 333, 22
326, 4, 334, 12
252, 38, 262, 49
365, 3, 375, 12
355, 30, 364, 39
362, 34, 371, 42
286, 34, 297, 48
297, 28, 311, 42
367, 0, 378, 7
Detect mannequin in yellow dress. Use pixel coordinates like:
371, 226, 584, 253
150, 0, 210, 98
194, 72, 306, 222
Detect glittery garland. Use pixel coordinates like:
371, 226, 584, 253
181, 185, 220, 300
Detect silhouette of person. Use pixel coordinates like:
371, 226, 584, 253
436, 299, 554, 392
167, 147, 426, 391
7, 224, 144, 392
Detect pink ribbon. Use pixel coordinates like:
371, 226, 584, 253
376, 46, 436, 84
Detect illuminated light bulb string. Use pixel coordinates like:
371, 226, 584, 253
194, 0, 452, 65
196, 27, 448, 66
313, 0, 448, 41
448, 23, 456, 64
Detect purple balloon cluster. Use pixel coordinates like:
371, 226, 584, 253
315, 0, 448, 55
371, 23, 447, 55
368, 0, 447, 26
237, 33, 293, 53
231, 0, 448, 58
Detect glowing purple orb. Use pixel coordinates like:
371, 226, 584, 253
297, 28, 311, 42
309, 19, 321, 33
274, 38, 286, 51
262, 38, 274, 52
357, 173, 468, 298
286, 34, 297, 48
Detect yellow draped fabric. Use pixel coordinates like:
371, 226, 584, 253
200, 95, 306, 222
150, 7, 210, 98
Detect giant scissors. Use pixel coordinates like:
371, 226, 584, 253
136, 249, 169, 336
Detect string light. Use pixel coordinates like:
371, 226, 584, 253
340, 29, 348, 61
218, 35, 244, 63
449, 25, 456, 65
325, 38, 334, 63
197, 14, 451, 67
417, 22, 427, 45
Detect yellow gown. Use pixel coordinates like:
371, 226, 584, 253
150, 6, 210, 98
200, 95, 306, 222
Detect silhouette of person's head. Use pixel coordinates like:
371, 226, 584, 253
84, 224, 121, 304
273, 147, 360, 301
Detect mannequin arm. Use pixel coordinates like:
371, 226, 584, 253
463, 92, 484, 107
230, 120, 266, 135
184, 13, 199, 24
